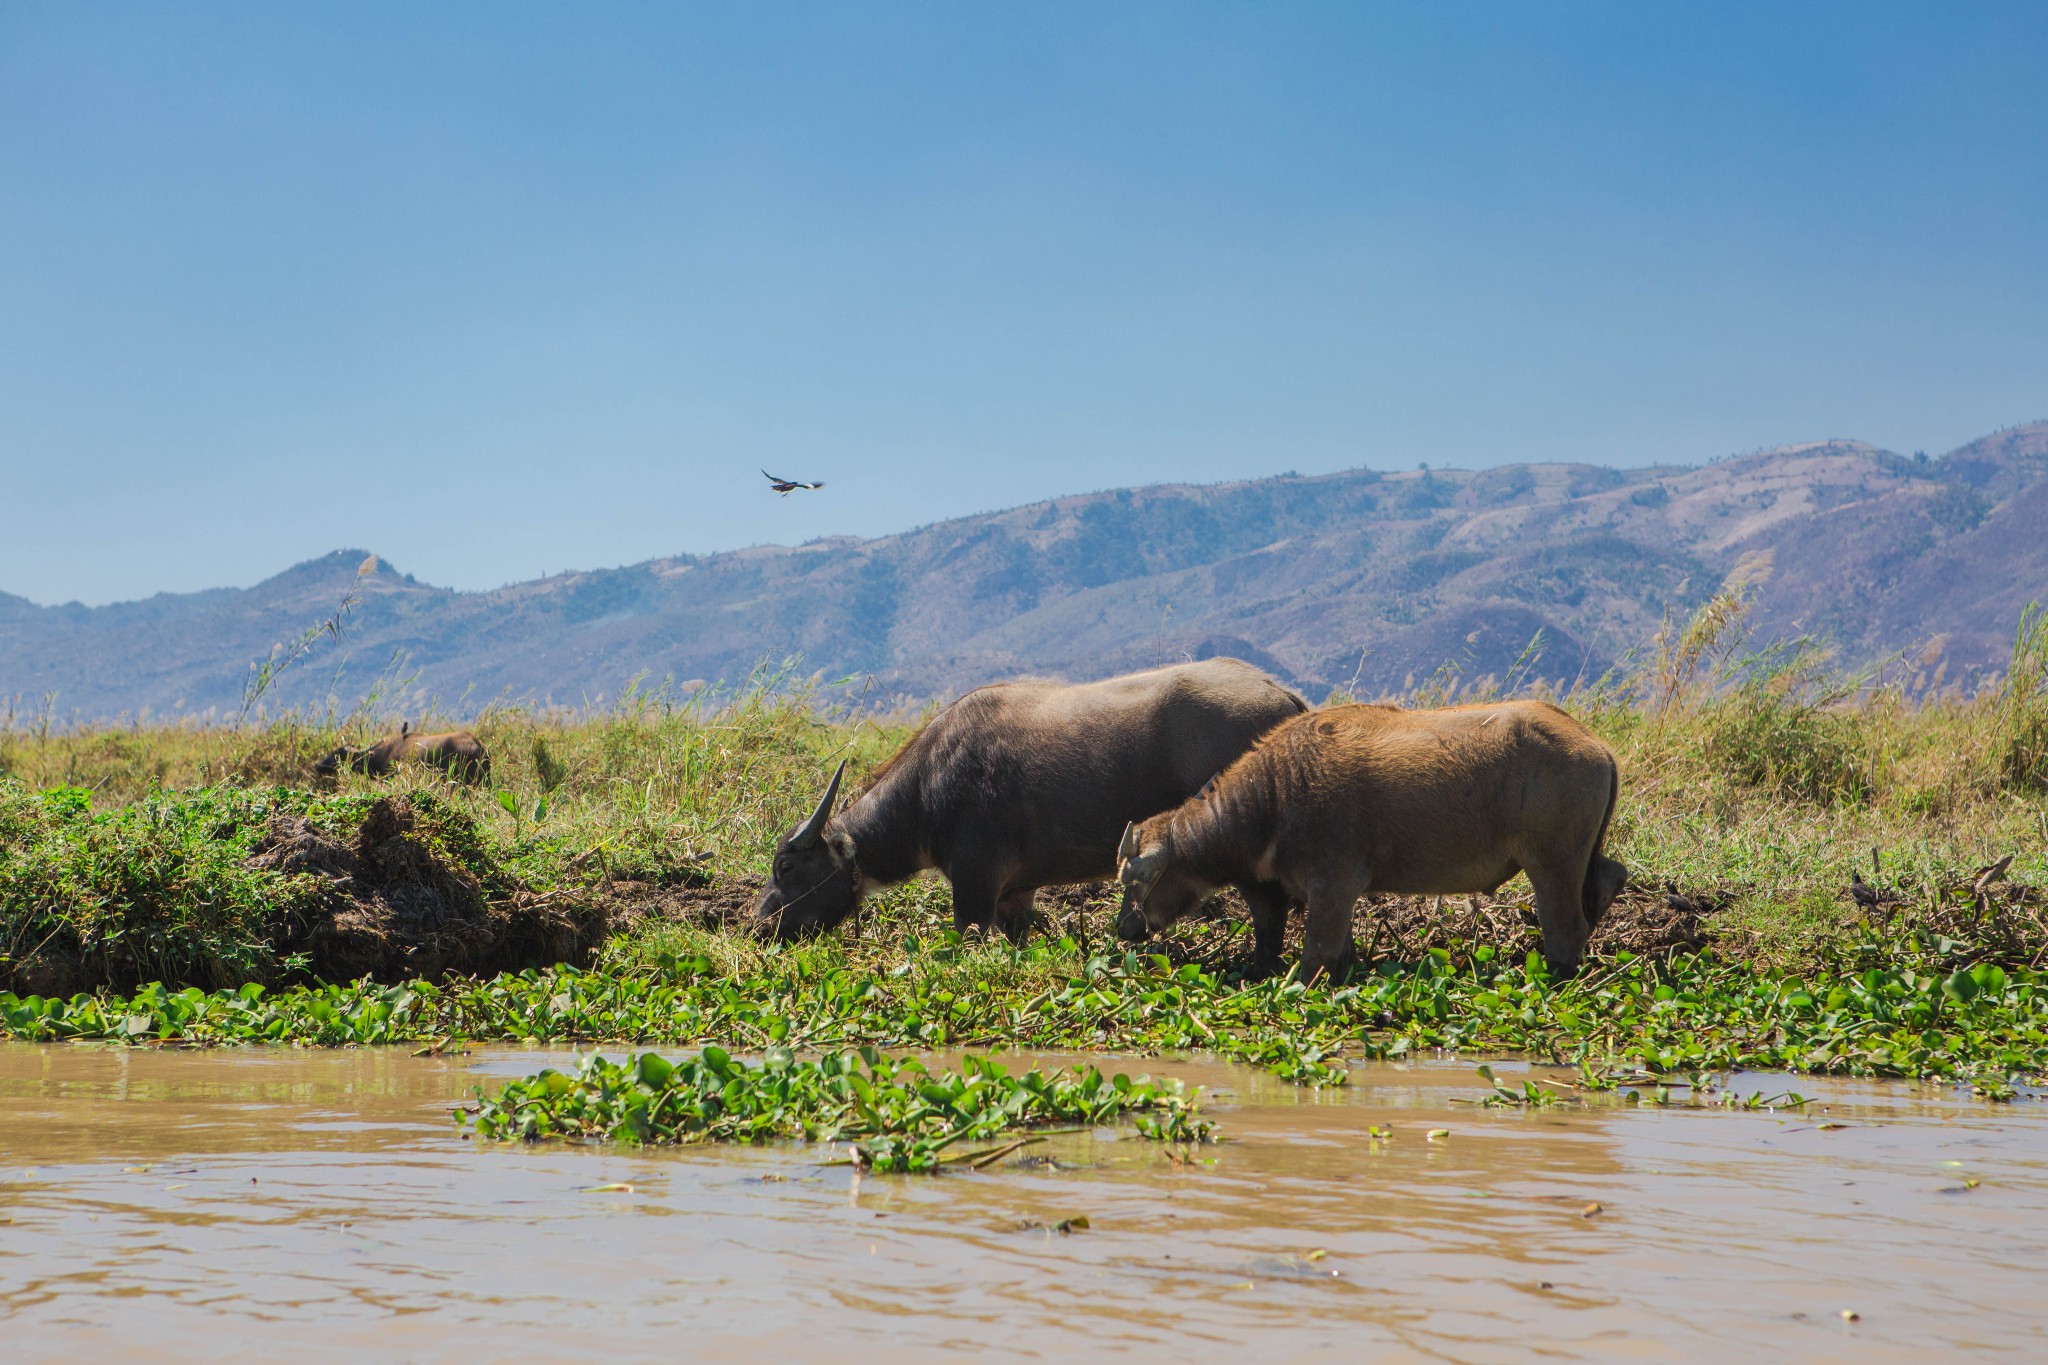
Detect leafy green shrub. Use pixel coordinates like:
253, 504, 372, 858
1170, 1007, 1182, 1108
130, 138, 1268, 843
0, 780, 321, 992
0, 781, 538, 993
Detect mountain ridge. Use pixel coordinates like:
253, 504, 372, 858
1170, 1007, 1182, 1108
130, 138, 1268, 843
4, 422, 2045, 720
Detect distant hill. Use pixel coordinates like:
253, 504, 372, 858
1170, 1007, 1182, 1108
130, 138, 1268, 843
4, 422, 2045, 721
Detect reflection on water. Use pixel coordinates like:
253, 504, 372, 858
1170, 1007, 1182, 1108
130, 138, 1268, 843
3, 1043, 2045, 1360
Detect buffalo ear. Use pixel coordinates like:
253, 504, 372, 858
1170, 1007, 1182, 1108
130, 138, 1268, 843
401, 721, 410, 738
791, 759, 847, 850
1118, 821, 1141, 863
827, 829, 856, 863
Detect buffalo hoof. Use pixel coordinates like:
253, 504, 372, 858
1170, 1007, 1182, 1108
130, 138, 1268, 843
1298, 943, 1358, 984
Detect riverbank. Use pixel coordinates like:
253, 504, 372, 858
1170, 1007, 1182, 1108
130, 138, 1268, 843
4, 606, 2045, 1099
4, 684, 2044, 989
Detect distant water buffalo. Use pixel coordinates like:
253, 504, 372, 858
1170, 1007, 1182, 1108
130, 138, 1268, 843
314, 725, 492, 786
751, 659, 1309, 942
1116, 700, 1626, 979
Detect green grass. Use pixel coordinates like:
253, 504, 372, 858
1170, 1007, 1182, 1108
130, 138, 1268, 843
0, 783, 325, 990
10, 647, 2041, 989
0, 781, 551, 992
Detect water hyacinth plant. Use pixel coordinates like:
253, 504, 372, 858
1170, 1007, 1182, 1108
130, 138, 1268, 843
8, 935, 2046, 1099
460, 1044, 1210, 1171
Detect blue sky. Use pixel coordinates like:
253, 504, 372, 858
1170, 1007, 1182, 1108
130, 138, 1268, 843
3, 2, 2044, 605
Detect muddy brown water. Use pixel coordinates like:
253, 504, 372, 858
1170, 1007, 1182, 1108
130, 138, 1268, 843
2, 1045, 2044, 1361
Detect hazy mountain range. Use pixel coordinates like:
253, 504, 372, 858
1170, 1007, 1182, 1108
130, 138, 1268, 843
5, 422, 2045, 722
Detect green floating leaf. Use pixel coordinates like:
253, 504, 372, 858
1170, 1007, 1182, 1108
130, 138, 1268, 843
464, 1048, 1211, 1171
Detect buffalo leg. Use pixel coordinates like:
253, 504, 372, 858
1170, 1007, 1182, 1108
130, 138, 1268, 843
1299, 873, 1366, 982
1584, 855, 1628, 932
993, 887, 1037, 944
1238, 882, 1291, 976
1527, 861, 1591, 977
947, 867, 1003, 936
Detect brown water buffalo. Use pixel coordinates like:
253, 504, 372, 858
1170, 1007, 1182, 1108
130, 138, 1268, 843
751, 659, 1308, 942
1115, 700, 1626, 979
314, 725, 492, 785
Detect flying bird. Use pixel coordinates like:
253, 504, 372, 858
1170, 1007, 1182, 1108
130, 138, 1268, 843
763, 469, 826, 495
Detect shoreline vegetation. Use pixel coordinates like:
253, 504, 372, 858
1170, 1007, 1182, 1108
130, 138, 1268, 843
3, 594, 2046, 1149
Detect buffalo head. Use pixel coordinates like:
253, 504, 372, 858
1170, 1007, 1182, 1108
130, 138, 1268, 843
752, 761, 862, 940
1114, 820, 1214, 943
313, 745, 364, 779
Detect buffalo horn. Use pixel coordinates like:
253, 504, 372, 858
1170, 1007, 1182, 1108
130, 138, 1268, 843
792, 760, 847, 849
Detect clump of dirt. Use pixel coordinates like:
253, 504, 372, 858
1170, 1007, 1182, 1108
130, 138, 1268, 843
590, 873, 761, 935
5, 957, 88, 999
249, 796, 612, 981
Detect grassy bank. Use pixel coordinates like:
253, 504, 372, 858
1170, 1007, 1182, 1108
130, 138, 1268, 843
2, 603, 2045, 1104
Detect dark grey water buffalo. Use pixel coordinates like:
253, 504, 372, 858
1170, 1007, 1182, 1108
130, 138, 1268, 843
1116, 700, 1626, 979
751, 659, 1308, 942
314, 725, 492, 785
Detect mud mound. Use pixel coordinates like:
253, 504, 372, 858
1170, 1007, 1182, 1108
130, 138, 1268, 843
592, 874, 761, 934
248, 796, 610, 981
